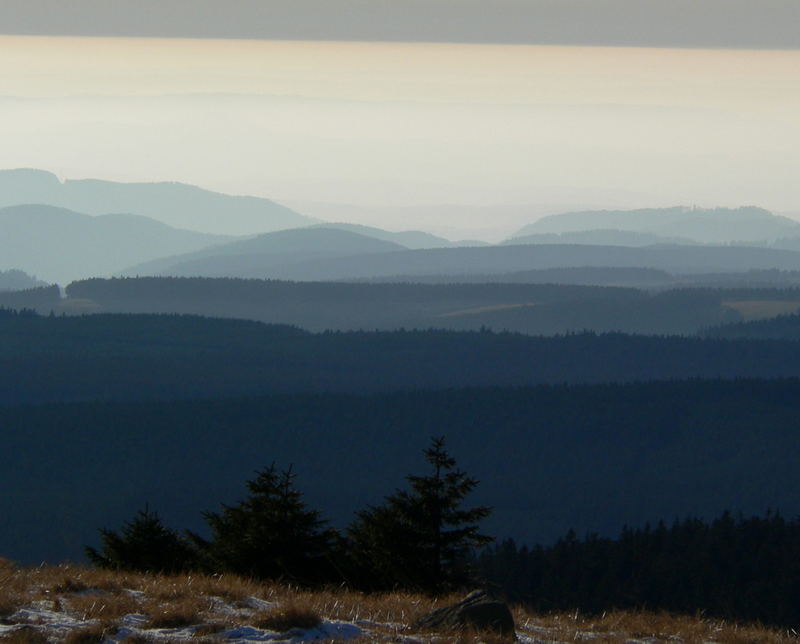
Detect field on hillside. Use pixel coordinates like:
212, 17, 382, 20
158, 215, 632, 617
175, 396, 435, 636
0, 561, 796, 643
722, 300, 800, 320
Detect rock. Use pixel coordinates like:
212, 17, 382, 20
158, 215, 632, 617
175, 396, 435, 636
413, 589, 516, 639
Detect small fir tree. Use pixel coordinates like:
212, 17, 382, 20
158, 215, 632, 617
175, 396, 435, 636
191, 464, 339, 584
348, 436, 493, 593
85, 507, 196, 572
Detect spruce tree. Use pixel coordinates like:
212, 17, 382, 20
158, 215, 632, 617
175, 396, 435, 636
348, 437, 492, 593
192, 464, 339, 584
85, 507, 196, 572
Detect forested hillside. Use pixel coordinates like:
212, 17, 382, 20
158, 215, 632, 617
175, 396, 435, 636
118, 240, 800, 281
703, 311, 800, 340
479, 511, 800, 627
3, 379, 800, 565
64, 277, 747, 335
0, 285, 61, 311
8, 309, 800, 403
0, 269, 46, 291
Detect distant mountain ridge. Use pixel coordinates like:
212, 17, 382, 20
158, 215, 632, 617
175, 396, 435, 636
513, 206, 800, 245
0, 204, 230, 283
122, 227, 406, 278
121, 241, 800, 282
309, 222, 458, 249
505, 229, 696, 247
0, 168, 314, 235
0, 269, 47, 291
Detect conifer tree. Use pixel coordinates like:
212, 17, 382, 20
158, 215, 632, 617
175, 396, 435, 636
191, 464, 339, 584
85, 507, 196, 573
347, 437, 492, 593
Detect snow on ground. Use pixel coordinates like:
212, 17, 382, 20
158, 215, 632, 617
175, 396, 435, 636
0, 593, 550, 643
2, 569, 757, 644
0, 593, 367, 643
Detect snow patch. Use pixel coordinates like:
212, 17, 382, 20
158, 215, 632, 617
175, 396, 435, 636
222, 620, 362, 642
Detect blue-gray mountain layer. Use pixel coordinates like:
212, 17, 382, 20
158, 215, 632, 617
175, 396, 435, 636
0, 168, 312, 236
0, 204, 229, 283
122, 227, 407, 278
124, 241, 800, 282
513, 206, 800, 245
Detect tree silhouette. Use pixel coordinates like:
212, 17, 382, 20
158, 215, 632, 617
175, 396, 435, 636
191, 464, 338, 584
348, 437, 492, 593
85, 507, 195, 572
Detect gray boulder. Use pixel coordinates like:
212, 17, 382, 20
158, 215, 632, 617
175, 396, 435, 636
413, 590, 516, 639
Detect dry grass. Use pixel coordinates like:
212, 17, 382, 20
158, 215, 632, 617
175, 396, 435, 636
443, 629, 516, 644
66, 591, 143, 621
126, 571, 259, 604
62, 623, 111, 644
140, 585, 221, 630
0, 561, 29, 622
0, 627, 48, 644
281, 586, 450, 625
51, 577, 90, 594
0, 564, 797, 643
0, 596, 20, 621
144, 599, 202, 629
514, 608, 800, 644
252, 603, 322, 632
192, 622, 226, 636
0, 559, 16, 573
118, 637, 155, 644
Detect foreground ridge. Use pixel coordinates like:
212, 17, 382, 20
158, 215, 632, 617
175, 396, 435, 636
0, 561, 796, 643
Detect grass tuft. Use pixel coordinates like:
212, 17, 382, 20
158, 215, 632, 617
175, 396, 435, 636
118, 636, 155, 644
252, 604, 323, 632
0, 627, 48, 644
0, 596, 21, 621
67, 592, 143, 621
193, 622, 225, 636
145, 601, 202, 629
52, 577, 90, 594
62, 623, 111, 644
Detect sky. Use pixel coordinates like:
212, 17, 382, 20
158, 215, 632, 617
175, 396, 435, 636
1, 0, 799, 49
0, 2, 798, 238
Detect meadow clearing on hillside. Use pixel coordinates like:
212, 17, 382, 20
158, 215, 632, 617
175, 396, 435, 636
721, 300, 800, 320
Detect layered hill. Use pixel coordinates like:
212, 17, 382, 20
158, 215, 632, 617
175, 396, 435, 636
504, 229, 695, 247
0, 168, 313, 235
122, 241, 800, 282
702, 311, 800, 340
7, 309, 800, 405
0, 204, 229, 283
513, 206, 800, 245
122, 227, 406, 278
65, 277, 748, 336
308, 222, 457, 249
0, 269, 46, 291
3, 378, 800, 566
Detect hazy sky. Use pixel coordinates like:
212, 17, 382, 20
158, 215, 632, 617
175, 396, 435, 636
1, 0, 799, 49
1, 7, 799, 237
